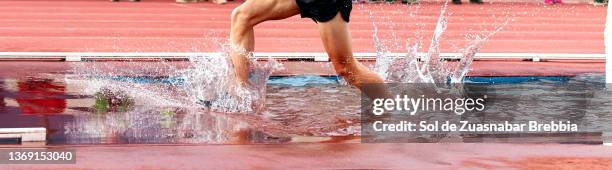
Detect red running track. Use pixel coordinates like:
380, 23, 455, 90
3, 143, 612, 169
0, 0, 606, 76
0, 0, 606, 53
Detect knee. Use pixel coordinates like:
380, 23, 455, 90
231, 6, 254, 27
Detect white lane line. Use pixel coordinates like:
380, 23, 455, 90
0, 52, 605, 61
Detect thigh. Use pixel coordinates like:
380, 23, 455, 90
238, 0, 300, 25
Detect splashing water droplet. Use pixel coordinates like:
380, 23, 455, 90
66, 41, 283, 114
371, 0, 508, 85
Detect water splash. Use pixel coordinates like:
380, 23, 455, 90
66, 42, 282, 113
63, 42, 284, 143
371, 1, 508, 84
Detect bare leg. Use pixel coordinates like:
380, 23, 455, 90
230, 0, 300, 85
317, 13, 387, 99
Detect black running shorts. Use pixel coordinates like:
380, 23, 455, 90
295, 0, 352, 23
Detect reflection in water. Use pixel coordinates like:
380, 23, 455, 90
15, 78, 66, 115
264, 85, 361, 136
0, 78, 72, 141
64, 107, 254, 144
93, 88, 135, 114
0, 80, 5, 113
0, 74, 610, 144
61, 81, 361, 144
